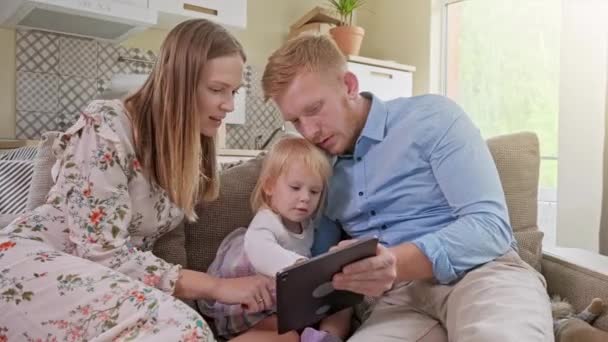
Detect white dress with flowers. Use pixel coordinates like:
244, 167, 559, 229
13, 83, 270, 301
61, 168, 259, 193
0, 100, 214, 341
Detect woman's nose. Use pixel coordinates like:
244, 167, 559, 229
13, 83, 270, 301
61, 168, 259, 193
220, 95, 235, 112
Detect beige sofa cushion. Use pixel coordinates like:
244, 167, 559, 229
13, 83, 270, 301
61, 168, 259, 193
486, 132, 543, 271
486, 131, 540, 233
183, 155, 264, 273
26, 132, 60, 210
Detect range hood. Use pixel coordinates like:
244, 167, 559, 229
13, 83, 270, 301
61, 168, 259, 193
0, 0, 158, 42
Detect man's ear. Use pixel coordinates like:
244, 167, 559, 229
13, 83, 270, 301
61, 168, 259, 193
343, 71, 359, 99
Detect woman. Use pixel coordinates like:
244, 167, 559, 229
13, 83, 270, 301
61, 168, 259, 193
0, 19, 273, 341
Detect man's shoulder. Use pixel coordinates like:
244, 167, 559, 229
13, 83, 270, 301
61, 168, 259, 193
387, 94, 462, 117
386, 94, 465, 134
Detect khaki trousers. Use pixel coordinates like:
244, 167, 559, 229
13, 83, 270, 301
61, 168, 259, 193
349, 251, 554, 342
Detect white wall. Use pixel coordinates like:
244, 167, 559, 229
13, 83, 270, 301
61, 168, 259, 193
557, 0, 608, 252
0, 28, 16, 139
358, 0, 432, 95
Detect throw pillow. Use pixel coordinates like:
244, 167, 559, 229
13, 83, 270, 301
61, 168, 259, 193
0, 145, 38, 160
185, 154, 265, 273
26, 132, 60, 210
0, 159, 34, 215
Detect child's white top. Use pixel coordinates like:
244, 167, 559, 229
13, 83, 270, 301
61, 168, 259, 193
244, 208, 314, 277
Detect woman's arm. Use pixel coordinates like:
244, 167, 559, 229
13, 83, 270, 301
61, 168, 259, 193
175, 269, 275, 313
54, 108, 181, 293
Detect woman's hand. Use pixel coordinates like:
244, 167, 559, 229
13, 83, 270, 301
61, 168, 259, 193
212, 274, 275, 313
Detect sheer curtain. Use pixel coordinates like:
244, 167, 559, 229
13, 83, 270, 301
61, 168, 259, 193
600, 38, 608, 255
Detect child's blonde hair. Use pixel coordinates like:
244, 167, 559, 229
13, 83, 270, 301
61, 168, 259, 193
251, 135, 332, 214
262, 33, 346, 101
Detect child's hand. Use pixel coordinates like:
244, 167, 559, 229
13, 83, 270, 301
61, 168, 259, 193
294, 258, 308, 265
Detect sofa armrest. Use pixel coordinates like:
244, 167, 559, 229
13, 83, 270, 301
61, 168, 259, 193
542, 246, 608, 331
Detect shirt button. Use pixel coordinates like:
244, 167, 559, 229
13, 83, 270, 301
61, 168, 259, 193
356, 157, 362, 162
358, 191, 364, 196
371, 210, 376, 216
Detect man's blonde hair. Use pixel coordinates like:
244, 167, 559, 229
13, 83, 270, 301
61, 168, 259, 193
251, 135, 332, 214
124, 19, 245, 221
262, 34, 346, 101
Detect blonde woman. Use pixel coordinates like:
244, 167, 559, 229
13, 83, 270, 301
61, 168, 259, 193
0, 19, 273, 341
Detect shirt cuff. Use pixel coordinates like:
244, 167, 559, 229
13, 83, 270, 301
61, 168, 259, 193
412, 234, 459, 284
160, 263, 182, 294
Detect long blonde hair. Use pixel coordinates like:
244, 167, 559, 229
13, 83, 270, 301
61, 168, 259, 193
251, 135, 332, 214
125, 19, 245, 221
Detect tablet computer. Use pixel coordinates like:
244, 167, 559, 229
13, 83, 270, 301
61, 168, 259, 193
275, 237, 379, 334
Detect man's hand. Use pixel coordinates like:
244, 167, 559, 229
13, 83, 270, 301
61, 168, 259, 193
330, 240, 397, 297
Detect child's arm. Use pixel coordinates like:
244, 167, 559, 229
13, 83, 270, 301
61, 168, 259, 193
244, 225, 307, 277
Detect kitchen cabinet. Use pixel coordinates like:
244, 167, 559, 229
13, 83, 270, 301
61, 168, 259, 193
347, 55, 415, 100
150, 0, 246, 29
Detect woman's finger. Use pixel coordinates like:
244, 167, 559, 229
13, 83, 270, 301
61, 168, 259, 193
244, 296, 261, 313
259, 285, 273, 310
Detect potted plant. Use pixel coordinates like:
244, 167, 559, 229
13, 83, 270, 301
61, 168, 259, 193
327, 0, 366, 56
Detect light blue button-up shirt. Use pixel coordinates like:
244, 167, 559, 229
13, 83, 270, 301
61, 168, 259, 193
312, 93, 516, 284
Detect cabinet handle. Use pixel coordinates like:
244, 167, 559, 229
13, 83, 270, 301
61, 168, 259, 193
183, 3, 218, 16
370, 71, 393, 79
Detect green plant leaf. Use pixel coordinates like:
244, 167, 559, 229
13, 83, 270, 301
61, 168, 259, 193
326, 0, 365, 25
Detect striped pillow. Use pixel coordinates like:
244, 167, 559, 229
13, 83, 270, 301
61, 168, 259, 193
0, 160, 34, 215
0, 146, 38, 160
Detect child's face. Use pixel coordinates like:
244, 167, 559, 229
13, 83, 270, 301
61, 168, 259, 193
266, 159, 323, 224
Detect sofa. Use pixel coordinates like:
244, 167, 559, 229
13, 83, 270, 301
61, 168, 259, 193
2, 131, 608, 334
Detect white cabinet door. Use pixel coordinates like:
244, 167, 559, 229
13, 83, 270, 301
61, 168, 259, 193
347, 62, 413, 100
111, 0, 148, 7
150, 0, 246, 29
183, 0, 246, 28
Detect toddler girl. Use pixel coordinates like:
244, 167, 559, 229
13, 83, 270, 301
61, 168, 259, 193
199, 135, 351, 342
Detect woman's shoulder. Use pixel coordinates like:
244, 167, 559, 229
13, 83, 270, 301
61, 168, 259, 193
64, 99, 134, 147
53, 99, 136, 164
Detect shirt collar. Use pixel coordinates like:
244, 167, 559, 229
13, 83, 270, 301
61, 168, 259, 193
358, 92, 388, 143
334, 92, 389, 164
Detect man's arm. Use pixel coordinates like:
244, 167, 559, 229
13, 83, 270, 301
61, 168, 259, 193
409, 112, 513, 284
333, 101, 514, 294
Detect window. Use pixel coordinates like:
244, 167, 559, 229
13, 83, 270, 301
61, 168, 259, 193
442, 0, 561, 245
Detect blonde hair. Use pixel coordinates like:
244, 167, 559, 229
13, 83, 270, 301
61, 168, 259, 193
251, 135, 332, 214
124, 19, 245, 221
262, 33, 346, 101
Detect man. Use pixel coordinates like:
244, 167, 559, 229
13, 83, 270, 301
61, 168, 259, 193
262, 34, 553, 341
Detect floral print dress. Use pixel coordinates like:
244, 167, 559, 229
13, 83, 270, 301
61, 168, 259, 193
0, 100, 214, 341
